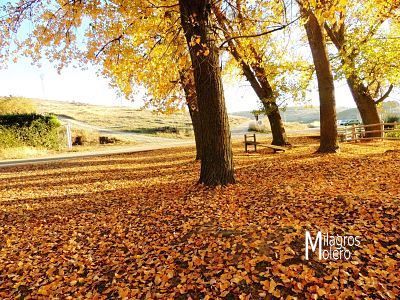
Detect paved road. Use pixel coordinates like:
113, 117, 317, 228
0, 117, 197, 168
0, 119, 320, 168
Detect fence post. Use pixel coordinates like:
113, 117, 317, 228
381, 123, 384, 140
66, 122, 72, 150
351, 125, 356, 141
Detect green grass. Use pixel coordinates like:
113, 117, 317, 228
0, 114, 63, 149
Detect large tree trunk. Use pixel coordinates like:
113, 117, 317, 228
249, 56, 289, 146
265, 102, 288, 146
324, 24, 385, 138
229, 53, 288, 146
346, 76, 382, 137
213, 7, 289, 146
179, 0, 235, 185
188, 105, 203, 160
304, 11, 339, 153
180, 70, 203, 160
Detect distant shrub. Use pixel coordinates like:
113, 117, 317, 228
71, 128, 100, 145
384, 115, 400, 123
385, 124, 400, 138
0, 126, 22, 148
248, 120, 267, 132
0, 114, 62, 150
308, 121, 320, 128
0, 96, 37, 115
0, 113, 60, 127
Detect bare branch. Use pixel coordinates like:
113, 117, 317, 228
95, 35, 123, 58
219, 16, 300, 48
375, 84, 394, 104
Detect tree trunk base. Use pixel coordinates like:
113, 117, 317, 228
316, 145, 340, 153
272, 140, 292, 147
198, 174, 236, 186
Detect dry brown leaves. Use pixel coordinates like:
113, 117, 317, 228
0, 137, 399, 299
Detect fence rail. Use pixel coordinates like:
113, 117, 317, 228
338, 122, 400, 142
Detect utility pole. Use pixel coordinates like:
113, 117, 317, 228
40, 74, 46, 99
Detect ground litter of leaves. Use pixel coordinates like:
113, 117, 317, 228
0, 137, 399, 299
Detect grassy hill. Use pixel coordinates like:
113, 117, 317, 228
0, 97, 250, 159
232, 101, 400, 123
28, 98, 249, 134
232, 106, 351, 123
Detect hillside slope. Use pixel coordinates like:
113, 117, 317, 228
232, 101, 400, 123
30, 99, 249, 133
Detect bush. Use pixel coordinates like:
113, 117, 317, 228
0, 126, 23, 148
71, 128, 100, 145
385, 125, 400, 138
0, 96, 37, 115
384, 115, 400, 123
0, 114, 62, 150
248, 120, 268, 132
308, 121, 321, 128
0, 113, 61, 127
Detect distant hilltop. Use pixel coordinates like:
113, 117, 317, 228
231, 101, 400, 123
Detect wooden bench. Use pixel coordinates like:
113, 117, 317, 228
244, 134, 286, 153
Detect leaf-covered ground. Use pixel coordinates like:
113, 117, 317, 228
0, 137, 399, 299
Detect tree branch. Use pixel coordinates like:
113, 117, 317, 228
219, 16, 300, 48
95, 35, 123, 58
375, 84, 394, 104
324, 23, 342, 50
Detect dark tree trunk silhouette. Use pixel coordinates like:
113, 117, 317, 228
180, 70, 203, 160
179, 0, 235, 185
346, 76, 382, 137
250, 52, 289, 146
304, 10, 339, 153
188, 104, 203, 160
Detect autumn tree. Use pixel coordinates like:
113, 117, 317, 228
297, 0, 339, 153
324, 1, 400, 137
179, 0, 235, 185
213, 1, 294, 146
0, 0, 234, 185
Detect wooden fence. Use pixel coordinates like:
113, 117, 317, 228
338, 122, 400, 142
